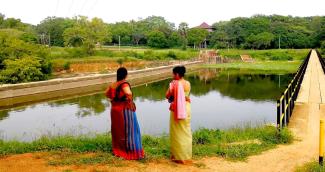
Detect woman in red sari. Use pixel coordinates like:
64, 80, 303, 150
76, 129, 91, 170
105, 67, 145, 160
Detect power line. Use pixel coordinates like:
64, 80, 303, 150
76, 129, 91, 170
80, 0, 89, 15
67, 0, 75, 17
87, 0, 99, 17
54, 0, 60, 16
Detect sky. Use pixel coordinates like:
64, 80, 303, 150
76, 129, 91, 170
0, 0, 324, 27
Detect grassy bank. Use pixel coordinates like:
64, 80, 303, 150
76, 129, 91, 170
218, 49, 309, 61
295, 161, 325, 172
203, 61, 301, 73
50, 46, 199, 71
0, 126, 293, 165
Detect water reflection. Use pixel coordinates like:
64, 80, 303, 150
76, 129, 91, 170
49, 94, 110, 117
0, 69, 293, 141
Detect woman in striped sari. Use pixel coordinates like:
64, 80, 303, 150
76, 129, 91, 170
105, 67, 145, 160
166, 66, 192, 164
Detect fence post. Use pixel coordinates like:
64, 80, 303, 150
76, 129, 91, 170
277, 100, 280, 129
320, 119, 324, 165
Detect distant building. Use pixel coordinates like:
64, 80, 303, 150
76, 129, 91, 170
196, 22, 214, 32
194, 22, 215, 48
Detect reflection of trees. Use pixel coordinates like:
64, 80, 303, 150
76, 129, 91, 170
47, 69, 293, 117
190, 71, 293, 101
0, 110, 9, 120
133, 80, 170, 101
49, 94, 109, 117
0, 106, 28, 121
132, 69, 292, 102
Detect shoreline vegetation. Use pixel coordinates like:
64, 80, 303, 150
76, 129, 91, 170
295, 161, 325, 172
0, 126, 293, 166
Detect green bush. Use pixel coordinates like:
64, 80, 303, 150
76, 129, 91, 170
147, 30, 169, 48
0, 57, 48, 84
63, 61, 70, 70
0, 29, 52, 84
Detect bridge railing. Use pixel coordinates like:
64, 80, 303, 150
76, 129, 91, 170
277, 50, 312, 129
316, 50, 325, 74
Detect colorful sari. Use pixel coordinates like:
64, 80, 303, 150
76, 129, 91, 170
106, 80, 145, 160
167, 79, 192, 163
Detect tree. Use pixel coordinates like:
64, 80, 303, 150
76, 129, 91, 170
178, 22, 189, 38
0, 29, 51, 84
63, 16, 111, 55
108, 22, 132, 45
210, 30, 229, 48
147, 30, 168, 48
187, 28, 208, 49
37, 17, 75, 46
246, 32, 274, 49
168, 32, 182, 47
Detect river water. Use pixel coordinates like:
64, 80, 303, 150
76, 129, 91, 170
0, 69, 293, 141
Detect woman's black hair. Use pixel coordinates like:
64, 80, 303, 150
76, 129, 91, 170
117, 67, 128, 81
173, 66, 186, 77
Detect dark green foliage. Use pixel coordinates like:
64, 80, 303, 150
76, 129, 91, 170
0, 29, 52, 84
187, 28, 209, 48
147, 30, 169, 48
63, 61, 70, 70
212, 15, 325, 49
36, 17, 75, 47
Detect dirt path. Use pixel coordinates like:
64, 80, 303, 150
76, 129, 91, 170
1, 50, 324, 172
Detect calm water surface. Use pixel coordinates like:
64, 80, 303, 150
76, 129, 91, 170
0, 69, 293, 141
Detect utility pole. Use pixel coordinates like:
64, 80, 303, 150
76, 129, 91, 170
118, 35, 121, 51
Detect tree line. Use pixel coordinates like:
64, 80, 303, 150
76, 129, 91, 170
0, 13, 324, 84
1, 14, 324, 51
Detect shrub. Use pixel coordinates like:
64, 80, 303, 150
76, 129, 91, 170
193, 128, 222, 145
63, 61, 70, 70
167, 51, 177, 59
0, 57, 48, 84
147, 30, 169, 48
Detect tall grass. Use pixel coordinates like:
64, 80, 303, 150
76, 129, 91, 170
218, 49, 309, 61
0, 126, 292, 162
204, 61, 301, 73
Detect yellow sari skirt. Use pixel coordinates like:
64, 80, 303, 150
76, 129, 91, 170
170, 102, 192, 161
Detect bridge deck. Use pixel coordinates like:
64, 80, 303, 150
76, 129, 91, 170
285, 50, 325, 169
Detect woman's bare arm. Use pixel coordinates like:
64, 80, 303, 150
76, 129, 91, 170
122, 84, 133, 100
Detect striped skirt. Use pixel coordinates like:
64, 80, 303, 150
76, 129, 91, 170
111, 103, 144, 160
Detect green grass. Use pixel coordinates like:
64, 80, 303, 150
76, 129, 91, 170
50, 46, 199, 61
0, 126, 293, 165
296, 161, 325, 172
203, 61, 301, 73
219, 49, 310, 61
50, 46, 199, 70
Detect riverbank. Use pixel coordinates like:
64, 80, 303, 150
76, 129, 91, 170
203, 61, 301, 73
0, 126, 292, 171
218, 49, 309, 61
0, 61, 202, 109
